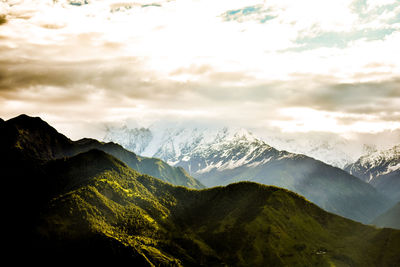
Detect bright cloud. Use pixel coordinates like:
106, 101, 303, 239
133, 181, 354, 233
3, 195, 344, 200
0, 0, 399, 141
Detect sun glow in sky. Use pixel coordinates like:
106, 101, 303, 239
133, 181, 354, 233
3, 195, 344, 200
0, 0, 400, 141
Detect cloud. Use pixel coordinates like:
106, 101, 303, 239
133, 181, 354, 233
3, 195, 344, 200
0, 15, 6, 25
0, 0, 399, 142
280, 77, 400, 113
290, 28, 397, 51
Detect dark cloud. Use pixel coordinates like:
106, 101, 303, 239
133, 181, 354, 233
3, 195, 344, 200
0, 56, 179, 98
282, 77, 400, 115
0, 15, 7, 25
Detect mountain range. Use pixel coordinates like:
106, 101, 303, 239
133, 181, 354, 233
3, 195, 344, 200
2, 114, 400, 266
104, 124, 393, 223
345, 145, 400, 202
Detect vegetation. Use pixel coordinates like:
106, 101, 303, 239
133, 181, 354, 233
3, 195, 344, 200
196, 154, 391, 223
76, 138, 203, 189
29, 150, 400, 266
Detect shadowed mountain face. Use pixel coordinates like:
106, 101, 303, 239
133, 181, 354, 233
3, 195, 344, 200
0, 114, 203, 189
1, 114, 400, 266
5, 148, 400, 266
372, 202, 400, 230
195, 153, 393, 224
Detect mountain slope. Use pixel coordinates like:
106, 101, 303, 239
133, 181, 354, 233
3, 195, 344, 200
104, 125, 391, 223
75, 138, 203, 189
0, 114, 203, 189
21, 150, 400, 266
345, 145, 400, 201
372, 202, 400, 230
2, 118, 400, 265
195, 152, 391, 224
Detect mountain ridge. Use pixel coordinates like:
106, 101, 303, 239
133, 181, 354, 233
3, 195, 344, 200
0, 114, 203, 189
104, 123, 393, 223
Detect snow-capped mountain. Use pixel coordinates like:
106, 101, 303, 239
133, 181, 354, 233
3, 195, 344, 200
104, 124, 357, 172
260, 135, 357, 168
104, 125, 153, 156
345, 145, 400, 183
104, 124, 393, 223
345, 145, 400, 201
104, 125, 280, 174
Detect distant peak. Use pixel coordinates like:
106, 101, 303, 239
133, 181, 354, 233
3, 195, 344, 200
11, 114, 42, 121
75, 138, 101, 145
7, 114, 48, 127
72, 148, 127, 169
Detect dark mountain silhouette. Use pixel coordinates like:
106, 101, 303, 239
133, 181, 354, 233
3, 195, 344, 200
0, 114, 203, 189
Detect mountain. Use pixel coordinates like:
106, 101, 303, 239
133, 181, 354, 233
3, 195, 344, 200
261, 133, 359, 168
0, 114, 203, 189
104, 124, 392, 223
7, 148, 400, 265
104, 123, 369, 168
103, 125, 153, 155
2, 114, 400, 265
345, 145, 400, 201
372, 202, 400, 230
74, 138, 203, 189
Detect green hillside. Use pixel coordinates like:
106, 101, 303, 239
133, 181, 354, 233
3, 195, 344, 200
27, 150, 400, 266
75, 138, 202, 189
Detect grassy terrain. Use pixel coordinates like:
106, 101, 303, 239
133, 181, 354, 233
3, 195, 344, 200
29, 150, 400, 266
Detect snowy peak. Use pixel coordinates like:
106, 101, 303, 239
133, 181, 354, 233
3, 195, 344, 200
345, 144, 400, 183
103, 126, 152, 155
261, 134, 359, 168
103, 124, 278, 175
358, 145, 400, 169
344, 144, 400, 201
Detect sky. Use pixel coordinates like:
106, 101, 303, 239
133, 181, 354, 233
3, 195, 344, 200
1, 0, 400, 147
